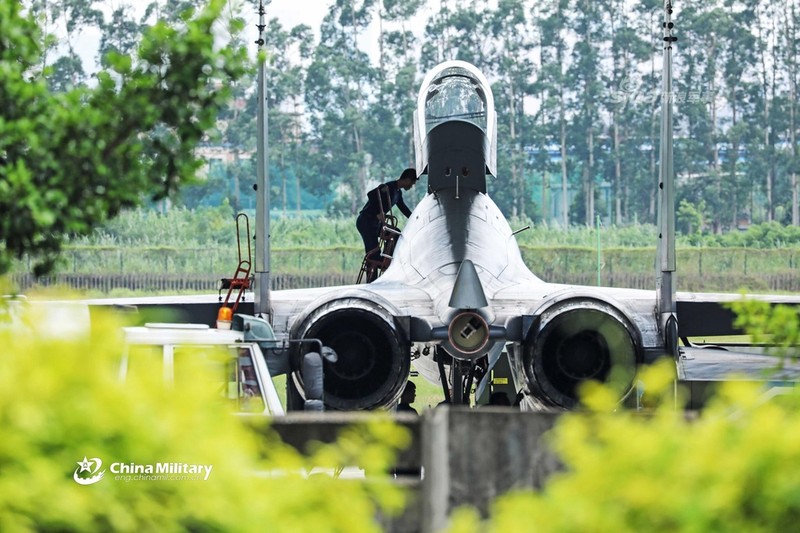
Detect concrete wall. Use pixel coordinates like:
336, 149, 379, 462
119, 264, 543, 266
421, 408, 562, 532
267, 409, 563, 532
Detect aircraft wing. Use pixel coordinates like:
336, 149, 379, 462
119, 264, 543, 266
676, 292, 800, 337
677, 344, 800, 409
83, 283, 437, 338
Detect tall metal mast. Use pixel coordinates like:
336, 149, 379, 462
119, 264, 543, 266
254, 0, 271, 321
657, 0, 678, 357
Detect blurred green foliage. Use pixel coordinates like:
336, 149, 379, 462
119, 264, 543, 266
449, 338, 800, 530
0, 296, 408, 531
729, 299, 800, 360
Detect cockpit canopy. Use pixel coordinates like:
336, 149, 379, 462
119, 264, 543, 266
423, 67, 489, 134
414, 61, 497, 182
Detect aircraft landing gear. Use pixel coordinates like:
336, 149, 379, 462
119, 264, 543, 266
436, 347, 488, 406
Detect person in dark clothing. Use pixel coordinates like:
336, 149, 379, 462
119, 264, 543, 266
393, 380, 421, 478
396, 380, 418, 414
356, 168, 418, 258
488, 391, 511, 406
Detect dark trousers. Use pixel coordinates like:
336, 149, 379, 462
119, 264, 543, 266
356, 211, 381, 260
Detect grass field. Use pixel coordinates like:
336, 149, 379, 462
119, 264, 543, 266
409, 373, 447, 411
270, 368, 447, 413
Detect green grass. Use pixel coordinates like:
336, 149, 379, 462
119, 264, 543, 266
269, 370, 445, 412
409, 373, 448, 411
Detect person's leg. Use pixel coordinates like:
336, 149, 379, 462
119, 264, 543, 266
356, 213, 380, 256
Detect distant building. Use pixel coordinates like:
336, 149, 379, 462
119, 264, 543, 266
195, 144, 253, 177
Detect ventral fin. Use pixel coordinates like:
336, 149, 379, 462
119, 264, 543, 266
448, 259, 488, 309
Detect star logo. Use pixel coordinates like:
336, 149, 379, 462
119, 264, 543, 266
73, 457, 105, 485
77, 457, 93, 473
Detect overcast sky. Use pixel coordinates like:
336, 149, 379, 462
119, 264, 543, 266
264, 0, 331, 33
72, 0, 386, 73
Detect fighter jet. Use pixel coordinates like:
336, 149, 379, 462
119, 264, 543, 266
265, 59, 657, 410
87, 5, 800, 411
267, 54, 800, 410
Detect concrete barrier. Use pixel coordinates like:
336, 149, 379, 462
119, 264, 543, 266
263, 408, 563, 532
421, 407, 562, 532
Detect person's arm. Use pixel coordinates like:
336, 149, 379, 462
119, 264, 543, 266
396, 194, 412, 218
378, 183, 394, 213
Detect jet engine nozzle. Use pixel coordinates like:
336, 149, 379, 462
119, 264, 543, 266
523, 299, 641, 409
445, 311, 490, 359
291, 298, 409, 411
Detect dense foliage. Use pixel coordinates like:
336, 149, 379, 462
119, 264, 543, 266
2, 281, 799, 531
449, 354, 800, 531
7, 0, 800, 275
1, 0, 247, 275
194, 0, 800, 231
20, 0, 800, 230
0, 296, 408, 531
65, 206, 800, 250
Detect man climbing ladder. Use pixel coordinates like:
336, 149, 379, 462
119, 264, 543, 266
356, 168, 418, 282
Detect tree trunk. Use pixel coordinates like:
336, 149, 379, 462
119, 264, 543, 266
354, 124, 366, 215
294, 101, 302, 214
585, 128, 595, 226
508, 77, 519, 218
560, 94, 568, 228
710, 43, 720, 232
281, 140, 287, 218
759, 11, 774, 221
649, 46, 657, 221
789, 3, 800, 225
613, 111, 622, 225
558, 37, 568, 228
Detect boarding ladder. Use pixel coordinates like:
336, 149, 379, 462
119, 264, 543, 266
219, 213, 253, 315
357, 184, 402, 284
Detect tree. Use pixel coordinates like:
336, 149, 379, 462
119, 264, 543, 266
98, 4, 143, 70
718, 0, 759, 229
0, 0, 248, 275
782, 0, 800, 225
305, 0, 377, 215
676, 0, 726, 232
487, 0, 535, 218
535, 0, 573, 228
420, 0, 491, 70
25, 0, 104, 91
372, 0, 423, 195
568, 0, 605, 226
750, 0, 781, 222
604, 0, 653, 225
264, 20, 314, 216
142, 0, 208, 26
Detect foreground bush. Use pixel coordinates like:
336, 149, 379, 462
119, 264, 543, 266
0, 299, 407, 532
449, 359, 800, 532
